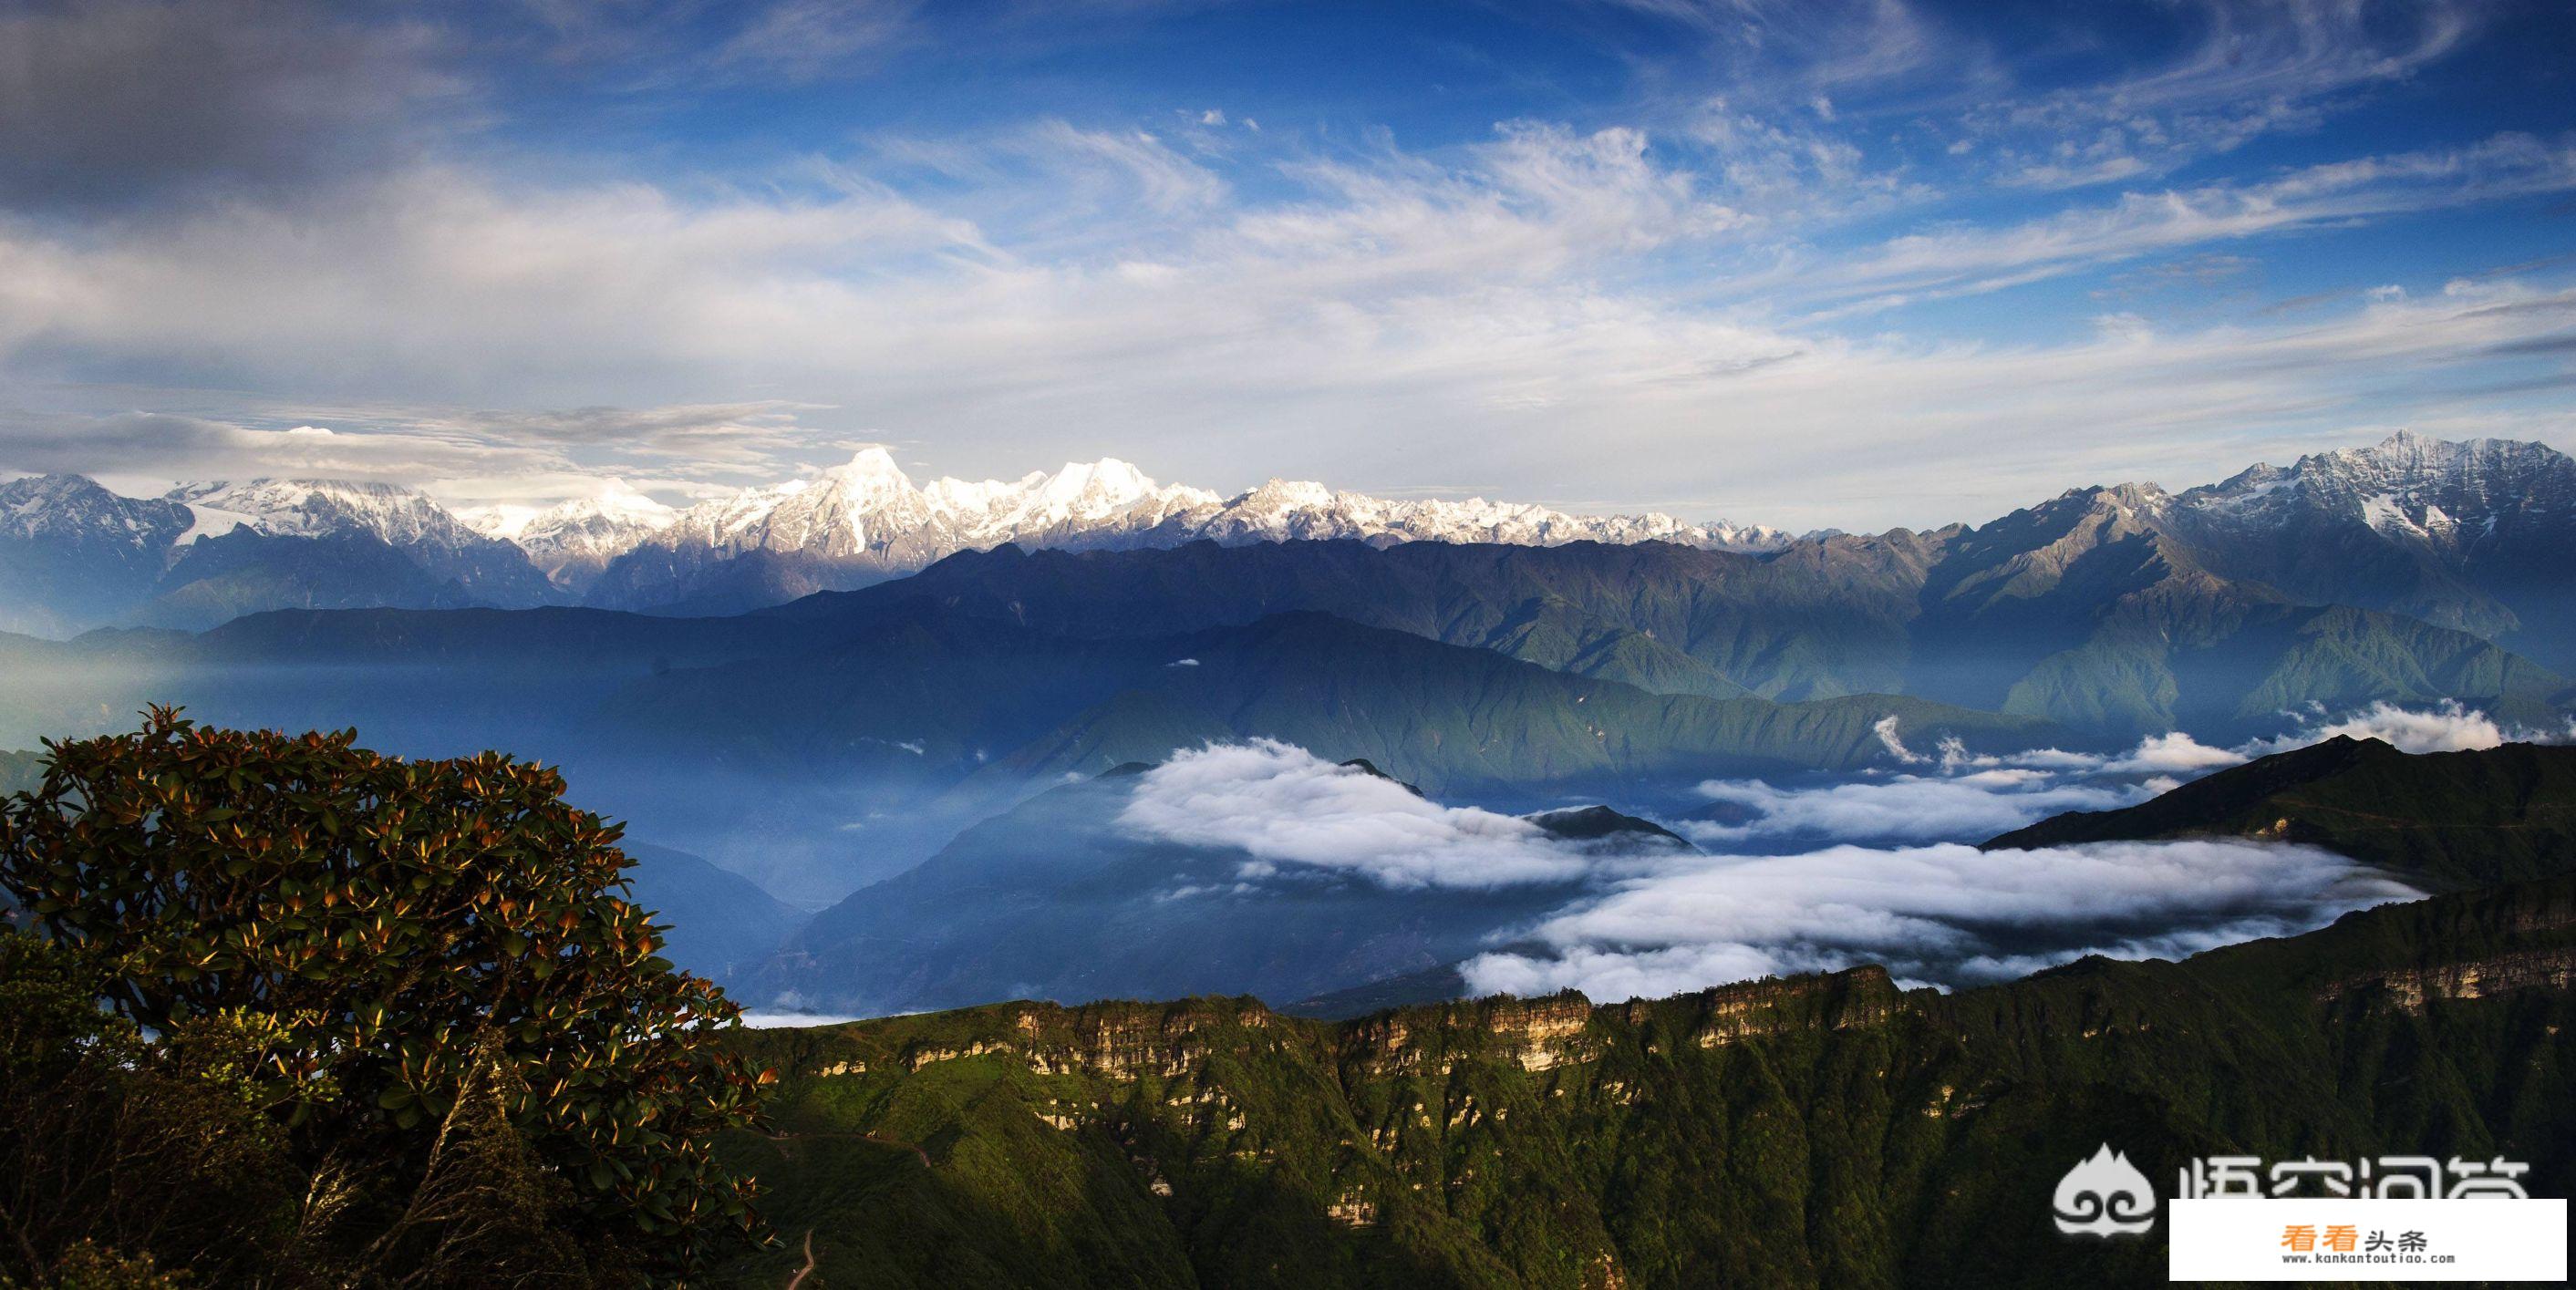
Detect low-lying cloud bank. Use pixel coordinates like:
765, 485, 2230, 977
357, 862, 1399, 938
737, 1009, 865, 1028
1112, 700, 2536, 1003
1692, 770, 2136, 844
1117, 739, 1602, 890
1461, 840, 2422, 1000
1484, 701, 2543, 999
1703, 699, 2569, 845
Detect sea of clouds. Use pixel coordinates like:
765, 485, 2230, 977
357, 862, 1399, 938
1456, 840, 2419, 999
1735, 699, 2548, 848
1116, 700, 2560, 1001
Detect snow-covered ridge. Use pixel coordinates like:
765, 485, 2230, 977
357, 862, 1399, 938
458, 480, 679, 585
616, 449, 1790, 573
1, 473, 191, 547
165, 479, 502, 552
9, 457, 1790, 605
2175, 429, 2576, 548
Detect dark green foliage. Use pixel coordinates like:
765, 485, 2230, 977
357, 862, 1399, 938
0, 932, 296, 1285
0, 1240, 191, 1289
0, 710, 772, 1284
1986, 736, 2576, 889
356, 1036, 594, 1285
714, 880, 2576, 1288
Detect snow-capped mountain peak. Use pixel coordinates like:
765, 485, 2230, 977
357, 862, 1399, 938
532, 479, 678, 529
821, 448, 916, 504
468, 480, 682, 589
972, 459, 1218, 540
1, 473, 192, 547
2178, 430, 2576, 551
164, 479, 493, 552
1028, 458, 1168, 516
579, 454, 1798, 608
1237, 478, 1339, 511
1191, 478, 1787, 552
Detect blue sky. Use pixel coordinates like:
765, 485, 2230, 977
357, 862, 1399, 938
0, 0, 2571, 529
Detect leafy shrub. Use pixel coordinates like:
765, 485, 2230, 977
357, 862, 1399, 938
0, 708, 773, 1284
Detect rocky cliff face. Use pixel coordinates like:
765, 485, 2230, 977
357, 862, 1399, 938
2323, 946, 2576, 1012
789, 971, 1915, 1095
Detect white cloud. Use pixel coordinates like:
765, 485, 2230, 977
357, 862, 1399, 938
1794, 134, 2576, 308
737, 1009, 866, 1028
1961, 0, 2490, 188
1600, 0, 1951, 95
2099, 730, 2245, 775
0, 410, 563, 484
1462, 838, 2421, 1000
1871, 712, 1922, 763
1736, 703, 2567, 850
1119, 717, 2514, 1003
1116, 739, 1611, 889
710, 0, 920, 82
6, 144, 2569, 530
1689, 769, 2140, 843
1026, 120, 1229, 215
2248, 698, 2521, 756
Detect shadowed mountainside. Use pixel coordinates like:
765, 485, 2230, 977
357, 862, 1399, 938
780, 520, 2571, 740
1984, 737, 2576, 891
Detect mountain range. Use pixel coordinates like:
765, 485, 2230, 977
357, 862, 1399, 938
2, 434, 2568, 730
0, 453, 1790, 633
781, 519, 2569, 740
572, 451, 1794, 614
3, 429, 2575, 904
17, 430, 2570, 646
0, 473, 552, 634
9, 428, 2576, 917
